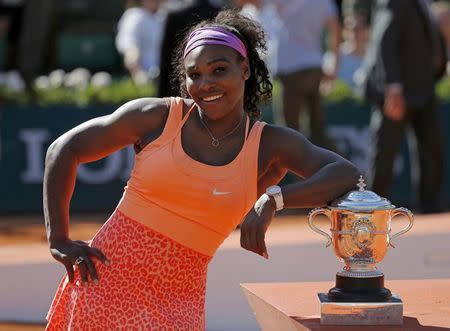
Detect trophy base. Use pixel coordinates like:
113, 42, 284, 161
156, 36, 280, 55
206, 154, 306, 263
328, 274, 392, 302
318, 293, 403, 325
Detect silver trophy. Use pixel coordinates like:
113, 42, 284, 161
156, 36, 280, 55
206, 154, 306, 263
308, 176, 413, 325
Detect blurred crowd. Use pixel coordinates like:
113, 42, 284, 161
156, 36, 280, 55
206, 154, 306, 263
0, 0, 449, 95
1, 0, 449, 212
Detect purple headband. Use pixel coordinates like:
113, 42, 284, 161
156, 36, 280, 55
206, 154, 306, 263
183, 26, 247, 59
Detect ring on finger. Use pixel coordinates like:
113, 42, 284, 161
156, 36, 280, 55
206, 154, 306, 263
74, 256, 85, 265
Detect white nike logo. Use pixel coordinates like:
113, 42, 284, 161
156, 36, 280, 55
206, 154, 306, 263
213, 188, 232, 196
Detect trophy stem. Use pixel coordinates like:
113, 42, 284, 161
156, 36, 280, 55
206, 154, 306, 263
343, 262, 380, 277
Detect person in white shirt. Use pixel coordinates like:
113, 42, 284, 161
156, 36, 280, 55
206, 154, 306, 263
234, 0, 279, 74
116, 0, 166, 83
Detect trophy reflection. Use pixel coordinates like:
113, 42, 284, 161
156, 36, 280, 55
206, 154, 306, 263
308, 176, 413, 325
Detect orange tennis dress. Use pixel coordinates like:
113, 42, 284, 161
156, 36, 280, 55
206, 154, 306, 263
46, 97, 267, 330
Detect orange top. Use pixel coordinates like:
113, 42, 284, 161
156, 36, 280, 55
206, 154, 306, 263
117, 97, 266, 256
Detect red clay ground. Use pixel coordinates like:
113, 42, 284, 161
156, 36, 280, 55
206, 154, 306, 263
1, 212, 449, 330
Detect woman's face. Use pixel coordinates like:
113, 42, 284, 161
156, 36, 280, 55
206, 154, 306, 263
184, 44, 249, 120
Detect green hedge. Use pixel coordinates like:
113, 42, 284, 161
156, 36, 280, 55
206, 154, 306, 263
2, 76, 450, 106
0, 78, 155, 106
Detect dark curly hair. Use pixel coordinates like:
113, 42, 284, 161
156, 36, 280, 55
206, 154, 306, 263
171, 9, 272, 119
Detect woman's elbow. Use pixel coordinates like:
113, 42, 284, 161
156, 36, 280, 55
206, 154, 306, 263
339, 159, 361, 186
45, 137, 76, 168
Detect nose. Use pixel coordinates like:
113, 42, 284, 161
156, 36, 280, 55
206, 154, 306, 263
198, 75, 216, 92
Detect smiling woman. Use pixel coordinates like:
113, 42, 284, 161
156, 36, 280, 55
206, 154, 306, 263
173, 10, 272, 120
43, 9, 359, 331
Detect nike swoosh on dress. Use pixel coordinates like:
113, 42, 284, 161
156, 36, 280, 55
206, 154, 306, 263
213, 188, 232, 195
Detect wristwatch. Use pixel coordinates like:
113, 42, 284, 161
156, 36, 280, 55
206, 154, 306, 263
265, 185, 284, 211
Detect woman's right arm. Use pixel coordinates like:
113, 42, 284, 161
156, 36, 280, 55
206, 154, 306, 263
43, 97, 169, 285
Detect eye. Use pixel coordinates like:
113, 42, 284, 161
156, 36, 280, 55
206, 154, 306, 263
187, 72, 200, 80
214, 67, 226, 73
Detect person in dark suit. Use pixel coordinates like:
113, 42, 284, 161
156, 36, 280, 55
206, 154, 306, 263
157, 0, 221, 97
358, 0, 447, 213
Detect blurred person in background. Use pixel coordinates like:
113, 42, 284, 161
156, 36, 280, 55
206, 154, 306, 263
323, 13, 369, 88
357, 0, 447, 213
271, 0, 341, 151
233, 0, 279, 74
116, 0, 167, 84
157, 0, 221, 97
0, 0, 24, 70
432, 1, 450, 71
341, 0, 374, 25
12, 0, 56, 96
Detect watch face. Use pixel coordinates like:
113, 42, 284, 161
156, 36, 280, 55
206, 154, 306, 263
267, 186, 280, 195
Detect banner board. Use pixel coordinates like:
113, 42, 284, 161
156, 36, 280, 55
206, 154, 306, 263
1, 102, 448, 214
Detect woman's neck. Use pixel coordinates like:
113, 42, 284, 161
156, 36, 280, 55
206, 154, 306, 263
197, 106, 246, 138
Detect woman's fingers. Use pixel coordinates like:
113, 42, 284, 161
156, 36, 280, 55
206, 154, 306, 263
76, 257, 90, 286
51, 240, 109, 286
240, 228, 247, 250
248, 222, 259, 254
64, 262, 75, 283
240, 219, 267, 258
240, 224, 254, 253
88, 247, 110, 266
256, 228, 268, 259
76, 246, 108, 285
83, 256, 99, 285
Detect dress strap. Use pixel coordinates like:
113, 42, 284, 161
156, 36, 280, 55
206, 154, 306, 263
244, 115, 250, 142
178, 102, 197, 129
134, 97, 182, 152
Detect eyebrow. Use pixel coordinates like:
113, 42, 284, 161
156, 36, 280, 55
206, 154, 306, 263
186, 57, 231, 70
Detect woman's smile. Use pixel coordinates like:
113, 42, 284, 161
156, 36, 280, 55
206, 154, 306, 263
201, 94, 224, 102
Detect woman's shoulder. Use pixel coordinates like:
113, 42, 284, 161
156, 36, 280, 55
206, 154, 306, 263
142, 97, 195, 122
112, 97, 172, 149
259, 123, 310, 153
113, 97, 170, 135
260, 123, 299, 140
118, 97, 169, 116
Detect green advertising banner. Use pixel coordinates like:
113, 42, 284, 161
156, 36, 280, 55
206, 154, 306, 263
0, 102, 449, 214
0, 105, 129, 214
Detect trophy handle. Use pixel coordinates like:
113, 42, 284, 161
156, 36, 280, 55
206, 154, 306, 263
389, 207, 414, 248
308, 207, 332, 247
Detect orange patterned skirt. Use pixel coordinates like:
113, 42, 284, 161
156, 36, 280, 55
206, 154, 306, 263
45, 209, 212, 330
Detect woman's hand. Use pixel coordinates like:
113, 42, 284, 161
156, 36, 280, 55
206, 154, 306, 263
49, 239, 109, 286
240, 194, 276, 259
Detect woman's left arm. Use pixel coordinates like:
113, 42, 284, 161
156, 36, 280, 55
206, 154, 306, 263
275, 126, 359, 208
240, 125, 360, 258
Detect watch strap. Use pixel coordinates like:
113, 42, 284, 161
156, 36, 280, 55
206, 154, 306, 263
272, 191, 284, 211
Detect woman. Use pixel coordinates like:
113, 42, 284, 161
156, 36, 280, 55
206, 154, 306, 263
44, 10, 359, 330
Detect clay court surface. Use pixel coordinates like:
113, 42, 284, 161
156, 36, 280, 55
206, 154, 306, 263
0, 214, 105, 330
1, 212, 449, 330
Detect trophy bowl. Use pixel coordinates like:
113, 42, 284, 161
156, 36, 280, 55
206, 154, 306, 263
308, 176, 414, 302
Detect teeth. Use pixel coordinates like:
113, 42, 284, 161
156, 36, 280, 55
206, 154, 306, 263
203, 94, 223, 101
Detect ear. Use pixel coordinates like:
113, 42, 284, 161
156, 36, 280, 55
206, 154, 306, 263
241, 58, 250, 81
